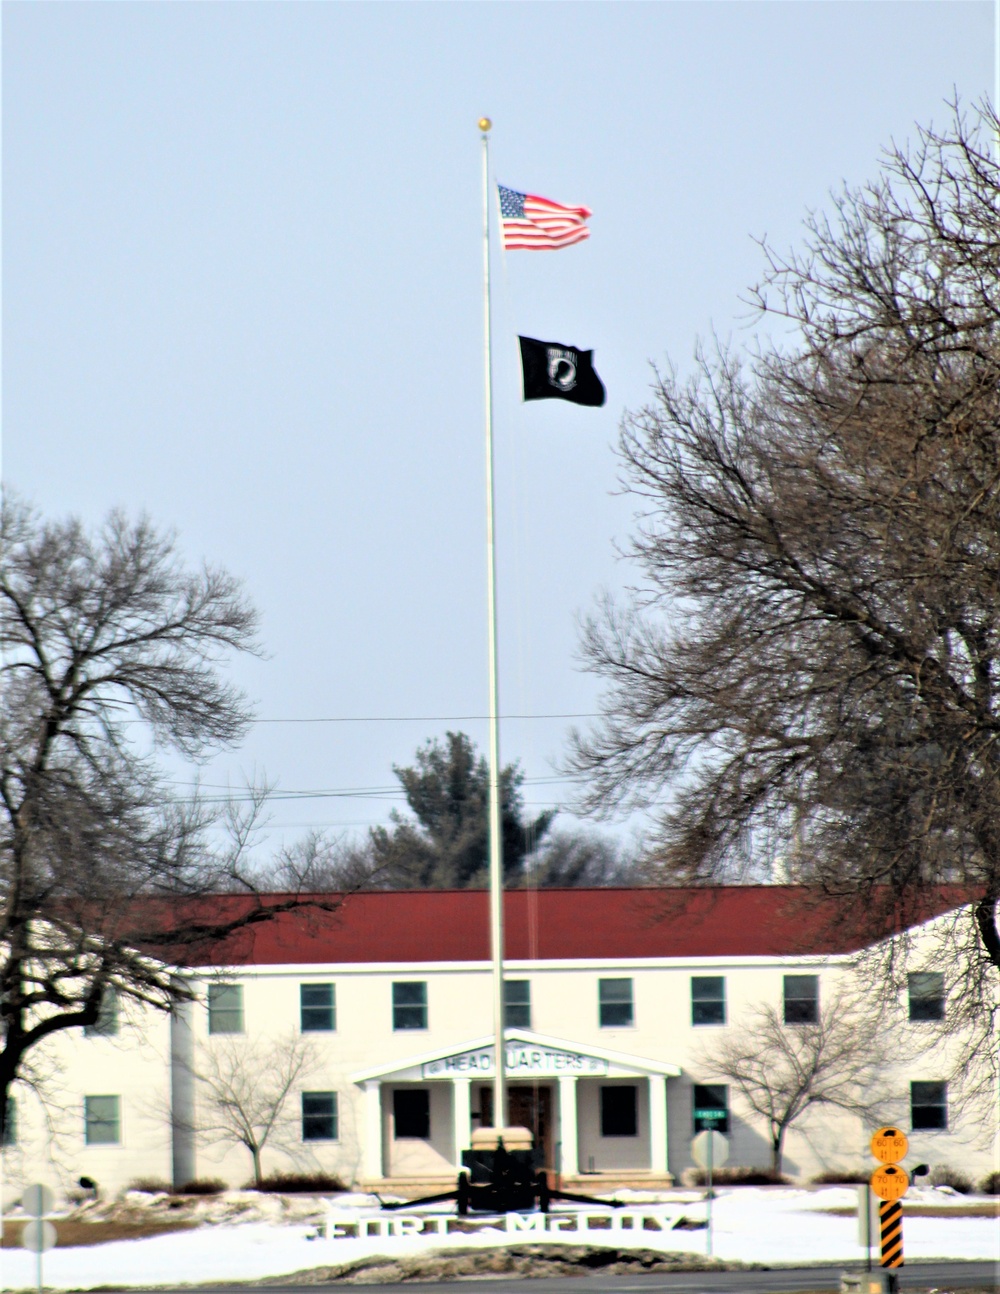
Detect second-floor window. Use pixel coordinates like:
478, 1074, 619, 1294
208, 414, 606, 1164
504, 980, 531, 1029
84, 988, 120, 1038
783, 975, 819, 1025
599, 978, 634, 1027
392, 981, 427, 1030
300, 983, 336, 1032
691, 976, 726, 1026
908, 972, 944, 1022
208, 983, 244, 1035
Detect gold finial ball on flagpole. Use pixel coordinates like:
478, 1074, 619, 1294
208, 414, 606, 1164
478, 117, 492, 133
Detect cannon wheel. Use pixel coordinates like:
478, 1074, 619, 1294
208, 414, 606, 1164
457, 1172, 471, 1216
536, 1170, 550, 1214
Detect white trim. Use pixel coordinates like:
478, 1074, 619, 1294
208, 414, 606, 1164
350, 1028, 681, 1084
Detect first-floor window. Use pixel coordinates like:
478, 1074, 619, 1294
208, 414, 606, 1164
2, 1097, 16, 1147
600, 1085, 638, 1137
84, 1095, 121, 1145
910, 1080, 947, 1130
302, 1091, 338, 1141
393, 1088, 430, 1139
692, 1083, 730, 1134
84, 988, 120, 1038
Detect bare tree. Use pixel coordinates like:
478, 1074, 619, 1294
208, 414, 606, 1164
0, 496, 347, 1143
698, 993, 887, 1175
523, 828, 641, 887
571, 104, 1000, 1022
195, 1034, 320, 1185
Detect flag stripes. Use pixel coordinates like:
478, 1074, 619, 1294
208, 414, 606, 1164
879, 1200, 903, 1267
498, 186, 591, 250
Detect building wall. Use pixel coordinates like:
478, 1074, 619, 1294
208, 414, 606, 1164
3, 915, 997, 1199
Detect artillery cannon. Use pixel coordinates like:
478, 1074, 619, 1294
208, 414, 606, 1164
379, 1125, 623, 1215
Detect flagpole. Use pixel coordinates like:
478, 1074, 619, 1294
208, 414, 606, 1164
479, 116, 506, 1131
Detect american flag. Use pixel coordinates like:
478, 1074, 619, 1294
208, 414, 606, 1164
498, 185, 591, 250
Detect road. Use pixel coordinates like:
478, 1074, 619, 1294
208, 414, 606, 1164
128, 1260, 999, 1294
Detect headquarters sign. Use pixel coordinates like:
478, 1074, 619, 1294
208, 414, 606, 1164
422, 1045, 609, 1079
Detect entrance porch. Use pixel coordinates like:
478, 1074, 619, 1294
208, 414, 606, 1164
351, 1030, 681, 1192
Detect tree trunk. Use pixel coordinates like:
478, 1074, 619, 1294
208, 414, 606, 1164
771, 1125, 785, 1176
251, 1144, 263, 1187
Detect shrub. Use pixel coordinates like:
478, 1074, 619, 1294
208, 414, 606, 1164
247, 1172, 347, 1194
176, 1178, 227, 1196
686, 1166, 789, 1186
929, 1165, 973, 1194
811, 1170, 870, 1185
979, 1170, 1000, 1195
127, 1178, 172, 1195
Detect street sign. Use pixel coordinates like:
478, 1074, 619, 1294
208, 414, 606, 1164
870, 1126, 908, 1164
870, 1164, 909, 1201
691, 1129, 729, 1170
21, 1184, 55, 1218
21, 1220, 57, 1253
693, 1108, 727, 1122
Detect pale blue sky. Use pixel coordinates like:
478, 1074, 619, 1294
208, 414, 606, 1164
2, 1, 992, 848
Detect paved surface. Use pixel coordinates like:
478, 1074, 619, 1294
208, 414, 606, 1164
128, 1259, 999, 1294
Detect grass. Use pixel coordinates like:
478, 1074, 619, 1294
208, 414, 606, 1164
0, 1218, 197, 1248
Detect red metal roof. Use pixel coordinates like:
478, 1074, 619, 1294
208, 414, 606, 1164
178, 886, 966, 968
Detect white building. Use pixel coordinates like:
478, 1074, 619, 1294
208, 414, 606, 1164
3, 886, 996, 1197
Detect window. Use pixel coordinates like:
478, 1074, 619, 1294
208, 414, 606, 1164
691, 976, 726, 1026
392, 982, 427, 1031
2, 1097, 16, 1147
504, 980, 531, 1029
600, 1085, 638, 1137
300, 983, 336, 1032
598, 978, 634, 1027
84, 1095, 121, 1145
692, 1084, 730, 1134
84, 988, 120, 1038
208, 984, 244, 1035
908, 972, 945, 1022
911, 1081, 947, 1130
393, 1089, 430, 1138
302, 1091, 338, 1141
783, 975, 819, 1024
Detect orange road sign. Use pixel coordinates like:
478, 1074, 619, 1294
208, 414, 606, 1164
879, 1198, 904, 1267
870, 1126, 908, 1164
871, 1164, 910, 1201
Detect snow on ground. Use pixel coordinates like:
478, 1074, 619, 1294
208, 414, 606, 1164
1, 1186, 997, 1291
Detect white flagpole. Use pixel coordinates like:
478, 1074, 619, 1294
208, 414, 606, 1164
479, 116, 506, 1130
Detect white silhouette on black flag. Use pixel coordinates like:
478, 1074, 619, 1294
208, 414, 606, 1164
518, 335, 606, 407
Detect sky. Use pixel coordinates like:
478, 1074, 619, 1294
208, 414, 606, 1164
2, 1, 993, 856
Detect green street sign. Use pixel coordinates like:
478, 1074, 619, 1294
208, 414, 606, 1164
694, 1108, 727, 1121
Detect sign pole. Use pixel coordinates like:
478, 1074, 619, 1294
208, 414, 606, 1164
705, 1127, 713, 1258
479, 116, 506, 1132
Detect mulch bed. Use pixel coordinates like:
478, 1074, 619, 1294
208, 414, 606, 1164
0, 1218, 197, 1248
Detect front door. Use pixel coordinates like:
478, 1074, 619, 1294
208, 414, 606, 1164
508, 1084, 554, 1171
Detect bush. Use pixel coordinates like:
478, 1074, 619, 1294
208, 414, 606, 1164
176, 1178, 227, 1196
929, 1165, 973, 1194
811, 1170, 870, 1185
127, 1178, 172, 1195
247, 1172, 347, 1194
687, 1166, 789, 1186
979, 1170, 1000, 1195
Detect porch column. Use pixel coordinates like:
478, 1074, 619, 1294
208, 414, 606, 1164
648, 1074, 668, 1175
363, 1081, 383, 1181
558, 1075, 578, 1177
453, 1078, 471, 1166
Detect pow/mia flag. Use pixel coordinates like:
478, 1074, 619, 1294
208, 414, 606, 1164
518, 335, 606, 407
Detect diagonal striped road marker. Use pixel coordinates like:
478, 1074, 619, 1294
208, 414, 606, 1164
880, 1198, 904, 1267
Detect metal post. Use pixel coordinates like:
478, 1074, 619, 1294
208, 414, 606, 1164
479, 116, 506, 1131
706, 1130, 713, 1258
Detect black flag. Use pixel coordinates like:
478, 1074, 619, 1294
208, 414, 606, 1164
518, 335, 606, 407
